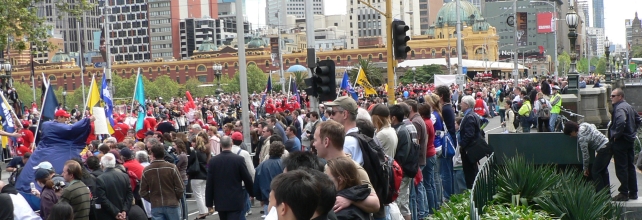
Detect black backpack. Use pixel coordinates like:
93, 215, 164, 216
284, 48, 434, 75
8, 167, 24, 186
393, 126, 420, 178
510, 109, 521, 129
346, 132, 394, 205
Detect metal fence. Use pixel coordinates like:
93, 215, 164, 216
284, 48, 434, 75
469, 153, 497, 220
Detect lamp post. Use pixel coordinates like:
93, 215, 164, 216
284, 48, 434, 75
617, 57, 621, 78
565, 5, 579, 75
412, 67, 417, 84
605, 37, 611, 82
213, 63, 223, 95
0, 61, 12, 91
62, 90, 67, 110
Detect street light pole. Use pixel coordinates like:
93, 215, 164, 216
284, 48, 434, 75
605, 37, 611, 82
513, 0, 519, 84
565, 5, 579, 75
412, 67, 416, 84
62, 90, 67, 110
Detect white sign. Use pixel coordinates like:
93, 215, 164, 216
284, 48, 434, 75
456, 75, 466, 85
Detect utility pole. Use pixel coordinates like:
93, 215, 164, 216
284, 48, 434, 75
77, 21, 86, 106
358, 0, 395, 103
236, 0, 251, 150
277, 10, 286, 94
513, 0, 519, 84
104, 0, 114, 99
305, 0, 318, 112
456, 0, 463, 76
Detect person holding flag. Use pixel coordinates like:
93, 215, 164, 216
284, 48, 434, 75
340, 70, 359, 101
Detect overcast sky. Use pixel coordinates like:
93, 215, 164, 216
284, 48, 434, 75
246, 0, 634, 46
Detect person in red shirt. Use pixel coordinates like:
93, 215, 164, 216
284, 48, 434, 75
285, 99, 294, 112
135, 116, 152, 141
265, 99, 275, 114
292, 99, 301, 110
112, 117, 130, 143
15, 143, 32, 156
275, 103, 284, 113
145, 112, 157, 130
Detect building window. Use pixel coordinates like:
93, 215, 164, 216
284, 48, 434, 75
432, 50, 436, 58
197, 75, 207, 82
441, 49, 446, 56
196, 65, 207, 72
295, 59, 299, 64
347, 55, 351, 62
337, 56, 341, 63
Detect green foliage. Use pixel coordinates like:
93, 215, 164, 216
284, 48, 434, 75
400, 64, 443, 84
577, 57, 588, 74
0, 0, 55, 52
494, 155, 560, 205
54, 0, 96, 19
153, 75, 179, 99
290, 71, 308, 90
184, 78, 207, 97
534, 171, 623, 220
633, 45, 642, 58
432, 190, 472, 220
596, 57, 607, 75
223, 64, 268, 94
13, 81, 42, 106
558, 52, 571, 76
349, 59, 384, 86
482, 204, 552, 220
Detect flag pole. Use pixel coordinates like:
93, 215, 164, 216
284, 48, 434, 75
32, 75, 49, 150
353, 68, 360, 88
130, 68, 140, 116
84, 74, 95, 113
0, 92, 22, 130
287, 75, 292, 100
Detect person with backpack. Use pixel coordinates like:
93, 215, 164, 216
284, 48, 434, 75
389, 104, 419, 220
518, 96, 534, 133
534, 92, 551, 132
325, 96, 364, 165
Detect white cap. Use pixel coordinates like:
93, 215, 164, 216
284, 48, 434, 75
33, 161, 54, 172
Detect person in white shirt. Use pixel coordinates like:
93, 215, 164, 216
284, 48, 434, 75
325, 96, 363, 165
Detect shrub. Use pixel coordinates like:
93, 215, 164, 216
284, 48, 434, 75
482, 204, 553, 220
494, 155, 560, 205
431, 190, 471, 220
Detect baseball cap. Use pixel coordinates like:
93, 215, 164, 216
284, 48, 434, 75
325, 96, 358, 115
552, 85, 561, 90
120, 148, 133, 160
54, 109, 70, 118
35, 168, 50, 180
231, 132, 243, 141
33, 161, 54, 172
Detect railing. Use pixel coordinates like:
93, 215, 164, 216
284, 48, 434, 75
469, 153, 497, 220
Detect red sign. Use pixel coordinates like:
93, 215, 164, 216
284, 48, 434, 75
537, 12, 554, 33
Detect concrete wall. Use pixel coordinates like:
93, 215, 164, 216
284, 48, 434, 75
623, 84, 642, 113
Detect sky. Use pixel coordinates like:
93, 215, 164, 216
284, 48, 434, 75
245, 0, 633, 46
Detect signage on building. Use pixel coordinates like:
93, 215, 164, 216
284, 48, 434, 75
537, 12, 555, 33
517, 12, 528, 46
270, 37, 281, 67
498, 50, 544, 60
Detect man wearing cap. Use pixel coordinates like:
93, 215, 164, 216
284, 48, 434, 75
548, 85, 562, 131
5, 152, 30, 173
325, 96, 363, 165
231, 132, 256, 217
156, 114, 175, 134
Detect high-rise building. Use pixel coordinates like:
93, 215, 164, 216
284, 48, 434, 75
587, 27, 604, 57
419, 0, 445, 34
578, 1, 589, 27
265, 0, 324, 29
149, 0, 219, 60
346, 0, 420, 49
626, 19, 633, 44
103, 0, 151, 62
592, 0, 604, 28
34, 0, 102, 55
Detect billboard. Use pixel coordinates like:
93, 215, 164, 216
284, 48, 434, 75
537, 12, 555, 33
517, 12, 528, 47
270, 37, 281, 67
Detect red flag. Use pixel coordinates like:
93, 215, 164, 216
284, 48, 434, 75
184, 91, 197, 122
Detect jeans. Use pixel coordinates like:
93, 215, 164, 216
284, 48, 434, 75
593, 146, 613, 193
181, 180, 188, 220
440, 156, 454, 200
612, 139, 638, 195
453, 169, 467, 195
498, 109, 506, 123
537, 117, 550, 132
548, 113, 558, 132
415, 165, 428, 219
409, 180, 417, 220
191, 179, 208, 215
152, 206, 180, 220
241, 188, 249, 220
422, 156, 437, 214
521, 117, 531, 133
434, 156, 443, 208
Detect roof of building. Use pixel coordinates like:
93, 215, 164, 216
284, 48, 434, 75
435, 0, 484, 27
51, 50, 71, 63
247, 38, 267, 49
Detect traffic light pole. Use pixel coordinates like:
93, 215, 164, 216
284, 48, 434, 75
359, 0, 395, 103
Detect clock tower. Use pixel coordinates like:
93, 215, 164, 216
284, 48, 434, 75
632, 12, 642, 48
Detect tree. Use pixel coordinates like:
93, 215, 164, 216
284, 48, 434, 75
152, 75, 179, 99
13, 81, 42, 107
632, 45, 642, 58
595, 57, 607, 74
184, 78, 206, 97
112, 73, 135, 100
558, 52, 571, 76
223, 64, 268, 94
349, 59, 384, 86
399, 65, 444, 84
290, 71, 308, 90
577, 57, 588, 74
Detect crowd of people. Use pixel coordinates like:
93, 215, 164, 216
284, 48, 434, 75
0, 74, 640, 220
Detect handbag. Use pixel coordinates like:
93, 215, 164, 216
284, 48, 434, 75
441, 124, 456, 158
187, 151, 202, 176
465, 136, 493, 163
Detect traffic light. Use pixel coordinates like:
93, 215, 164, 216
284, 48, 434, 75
314, 60, 336, 101
304, 72, 317, 97
392, 20, 411, 60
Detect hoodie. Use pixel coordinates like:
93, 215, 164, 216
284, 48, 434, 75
578, 123, 609, 170
335, 184, 370, 220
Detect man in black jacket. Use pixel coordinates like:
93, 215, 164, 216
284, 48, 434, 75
95, 153, 133, 220
609, 88, 642, 201
205, 136, 254, 220
156, 114, 176, 134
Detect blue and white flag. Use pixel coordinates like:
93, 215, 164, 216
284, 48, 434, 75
101, 70, 115, 132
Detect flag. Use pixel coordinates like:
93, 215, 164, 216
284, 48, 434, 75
340, 71, 359, 101
134, 71, 146, 132
0, 93, 17, 147
183, 91, 197, 122
40, 73, 47, 106
41, 80, 59, 121
290, 77, 299, 103
86, 75, 101, 115
356, 68, 377, 95
261, 75, 273, 106
101, 71, 115, 134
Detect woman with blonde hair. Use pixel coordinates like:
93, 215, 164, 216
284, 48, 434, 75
533, 91, 551, 132
370, 104, 398, 157
325, 157, 370, 220
188, 135, 211, 219
208, 126, 221, 156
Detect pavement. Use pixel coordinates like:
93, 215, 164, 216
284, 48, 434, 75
1, 115, 640, 219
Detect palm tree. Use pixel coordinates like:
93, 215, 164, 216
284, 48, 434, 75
290, 71, 308, 90
348, 59, 384, 86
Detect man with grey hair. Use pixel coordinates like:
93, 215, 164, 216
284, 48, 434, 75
145, 137, 175, 164
136, 151, 150, 167
96, 153, 133, 220
206, 136, 254, 219
189, 124, 203, 142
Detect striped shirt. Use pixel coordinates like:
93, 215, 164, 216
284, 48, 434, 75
59, 180, 91, 220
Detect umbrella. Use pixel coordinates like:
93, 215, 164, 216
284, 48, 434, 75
286, 65, 307, 72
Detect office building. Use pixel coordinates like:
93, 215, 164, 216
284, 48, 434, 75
592, 0, 604, 28
578, 1, 589, 27
587, 27, 605, 57
626, 19, 633, 44
419, 0, 446, 34
347, 0, 421, 49
265, 0, 324, 28
103, 0, 151, 62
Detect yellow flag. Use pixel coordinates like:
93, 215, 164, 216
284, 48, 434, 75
87, 76, 101, 115
356, 68, 377, 95
384, 83, 389, 92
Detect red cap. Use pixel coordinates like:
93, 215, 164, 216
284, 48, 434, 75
231, 132, 243, 141
476, 92, 482, 97
55, 109, 71, 118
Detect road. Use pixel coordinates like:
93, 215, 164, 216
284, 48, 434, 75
1, 116, 640, 219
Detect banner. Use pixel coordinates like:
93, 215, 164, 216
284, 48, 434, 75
434, 75, 457, 87
356, 68, 377, 95
537, 12, 555, 33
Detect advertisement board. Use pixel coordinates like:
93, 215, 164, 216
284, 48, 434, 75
537, 12, 555, 33
517, 12, 528, 46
